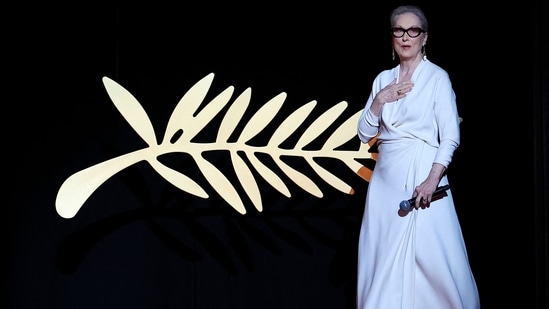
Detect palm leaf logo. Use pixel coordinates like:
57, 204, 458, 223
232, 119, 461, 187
56, 73, 376, 219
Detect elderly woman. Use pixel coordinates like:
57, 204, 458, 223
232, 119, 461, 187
356, 5, 480, 309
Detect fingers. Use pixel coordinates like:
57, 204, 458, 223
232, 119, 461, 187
413, 196, 431, 209
383, 80, 414, 102
396, 81, 414, 95
391, 81, 414, 99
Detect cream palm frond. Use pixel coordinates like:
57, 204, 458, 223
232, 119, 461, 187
56, 73, 376, 219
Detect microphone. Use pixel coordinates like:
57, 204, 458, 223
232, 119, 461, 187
399, 184, 450, 212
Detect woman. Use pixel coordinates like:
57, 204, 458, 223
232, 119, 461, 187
356, 5, 480, 309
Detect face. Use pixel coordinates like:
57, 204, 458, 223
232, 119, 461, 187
392, 12, 428, 61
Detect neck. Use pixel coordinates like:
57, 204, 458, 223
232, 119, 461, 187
399, 55, 423, 80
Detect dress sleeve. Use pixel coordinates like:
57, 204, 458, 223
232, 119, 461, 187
433, 72, 460, 168
358, 107, 380, 143
357, 82, 380, 143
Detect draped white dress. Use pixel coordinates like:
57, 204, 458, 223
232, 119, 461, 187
356, 60, 480, 309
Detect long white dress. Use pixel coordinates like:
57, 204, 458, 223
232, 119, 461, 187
356, 60, 480, 309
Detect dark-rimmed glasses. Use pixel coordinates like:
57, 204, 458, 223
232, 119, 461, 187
391, 27, 425, 38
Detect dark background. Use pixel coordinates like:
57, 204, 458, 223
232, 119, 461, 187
5, 0, 547, 308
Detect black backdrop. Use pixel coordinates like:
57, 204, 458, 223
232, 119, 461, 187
5, 1, 546, 308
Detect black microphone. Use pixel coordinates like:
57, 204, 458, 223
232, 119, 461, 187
399, 184, 451, 212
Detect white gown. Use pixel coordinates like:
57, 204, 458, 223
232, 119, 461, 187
356, 60, 480, 309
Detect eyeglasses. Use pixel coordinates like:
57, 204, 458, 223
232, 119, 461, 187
391, 27, 425, 38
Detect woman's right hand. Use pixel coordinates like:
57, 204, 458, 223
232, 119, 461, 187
370, 78, 414, 116
382, 78, 414, 102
